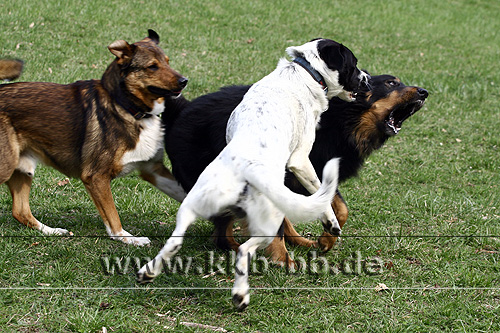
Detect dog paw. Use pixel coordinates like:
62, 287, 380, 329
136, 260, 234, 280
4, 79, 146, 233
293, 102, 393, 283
52, 228, 70, 236
322, 220, 341, 237
136, 267, 156, 284
232, 292, 250, 311
329, 227, 341, 237
117, 236, 151, 246
39, 224, 70, 236
110, 230, 151, 246
317, 232, 337, 252
129, 236, 151, 246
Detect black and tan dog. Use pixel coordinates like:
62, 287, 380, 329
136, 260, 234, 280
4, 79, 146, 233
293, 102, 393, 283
0, 59, 23, 81
163, 74, 428, 265
0, 30, 187, 245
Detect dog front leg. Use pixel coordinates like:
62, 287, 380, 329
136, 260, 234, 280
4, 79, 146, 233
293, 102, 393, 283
283, 217, 316, 247
284, 191, 348, 252
288, 158, 341, 235
317, 191, 349, 251
288, 158, 322, 195
81, 174, 150, 246
139, 162, 187, 202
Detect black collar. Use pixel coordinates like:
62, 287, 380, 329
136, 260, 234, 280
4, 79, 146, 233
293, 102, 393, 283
122, 105, 153, 120
293, 57, 328, 95
115, 90, 153, 120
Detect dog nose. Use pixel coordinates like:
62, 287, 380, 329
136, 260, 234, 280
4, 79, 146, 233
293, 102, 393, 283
330, 227, 341, 236
178, 77, 188, 88
418, 88, 428, 98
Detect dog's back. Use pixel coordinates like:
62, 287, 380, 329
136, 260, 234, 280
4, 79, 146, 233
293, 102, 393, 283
226, 58, 328, 166
0, 59, 23, 81
164, 85, 249, 191
0, 80, 118, 176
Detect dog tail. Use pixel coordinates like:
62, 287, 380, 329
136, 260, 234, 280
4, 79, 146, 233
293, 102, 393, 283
246, 158, 340, 222
0, 59, 24, 81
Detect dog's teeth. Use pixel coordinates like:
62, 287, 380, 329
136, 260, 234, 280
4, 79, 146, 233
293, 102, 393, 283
387, 118, 399, 134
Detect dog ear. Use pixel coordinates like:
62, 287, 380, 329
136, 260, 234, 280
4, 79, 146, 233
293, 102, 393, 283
148, 29, 160, 44
108, 40, 136, 65
318, 42, 346, 71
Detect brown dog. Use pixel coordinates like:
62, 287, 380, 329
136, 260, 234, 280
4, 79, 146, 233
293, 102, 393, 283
0, 30, 187, 245
0, 59, 23, 81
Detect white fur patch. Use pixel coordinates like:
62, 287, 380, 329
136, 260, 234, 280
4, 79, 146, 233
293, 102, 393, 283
119, 114, 164, 176
150, 99, 165, 116
286, 40, 346, 101
16, 151, 38, 177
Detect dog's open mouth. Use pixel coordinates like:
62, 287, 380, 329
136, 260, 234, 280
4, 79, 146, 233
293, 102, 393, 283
385, 99, 426, 135
147, 86, 184, 97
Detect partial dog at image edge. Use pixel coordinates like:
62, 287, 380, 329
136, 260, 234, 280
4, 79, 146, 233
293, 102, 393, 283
0, 30, 188, 246
0, 59, 23, 81
162, 75, 429, 267
138, 38, 369, 310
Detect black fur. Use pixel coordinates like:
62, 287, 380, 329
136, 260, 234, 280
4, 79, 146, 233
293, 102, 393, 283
163, 75, 428, 198
163, 86, 249, 192
317, 39, 363, 92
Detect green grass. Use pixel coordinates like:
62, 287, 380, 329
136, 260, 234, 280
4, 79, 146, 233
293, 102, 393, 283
1, 0, 500, 331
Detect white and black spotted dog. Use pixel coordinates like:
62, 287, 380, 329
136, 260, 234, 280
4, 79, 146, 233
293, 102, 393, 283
137, 39, 369, 309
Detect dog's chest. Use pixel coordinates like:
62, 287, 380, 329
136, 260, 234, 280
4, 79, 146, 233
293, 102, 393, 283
119, 116, 164, 175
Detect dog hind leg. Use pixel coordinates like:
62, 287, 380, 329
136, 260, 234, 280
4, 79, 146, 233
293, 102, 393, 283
137, 204, 198, 282
7, 170, 69, 235
211, 213, 240, 251
1, 123, 67, 235
0, 118, 19, 184
139, 162, 187, 202
232, 195, 285, 310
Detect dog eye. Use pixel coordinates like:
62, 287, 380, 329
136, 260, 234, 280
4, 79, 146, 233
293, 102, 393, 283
148, 64, 159, 71
387, 80, 399, 86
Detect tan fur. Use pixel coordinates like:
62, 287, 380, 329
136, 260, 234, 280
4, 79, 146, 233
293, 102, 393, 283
0, 59, 23, 81
355, 86, 420, 156
139, 162, 176, 185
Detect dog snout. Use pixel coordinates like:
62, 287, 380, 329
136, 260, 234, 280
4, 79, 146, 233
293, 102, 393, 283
330, 227, 341, 236
417, 88, 428, 99
178, 77, 188, 89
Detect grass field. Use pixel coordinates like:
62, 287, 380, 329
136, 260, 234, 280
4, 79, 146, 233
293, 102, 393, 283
1, 0, 500, 331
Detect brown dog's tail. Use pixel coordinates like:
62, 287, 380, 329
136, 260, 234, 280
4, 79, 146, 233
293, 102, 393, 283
0, 59, 24, 81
